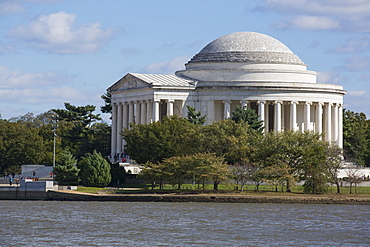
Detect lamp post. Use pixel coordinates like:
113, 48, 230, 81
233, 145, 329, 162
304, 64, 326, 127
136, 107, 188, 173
52, 114, 58, 182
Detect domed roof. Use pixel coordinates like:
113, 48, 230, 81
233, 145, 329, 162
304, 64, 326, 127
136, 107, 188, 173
187, 32, 305, 65
199, 32, 292, 53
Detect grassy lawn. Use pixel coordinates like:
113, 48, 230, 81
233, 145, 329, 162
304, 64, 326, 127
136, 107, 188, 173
76, 186, 109, 194
77, 183, 370, 196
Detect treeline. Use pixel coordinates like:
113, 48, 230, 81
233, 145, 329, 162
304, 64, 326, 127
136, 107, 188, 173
54, 150, 125, 188
0, 102, 110, 175
124, 115, 342, 194
343, 110, 370, 167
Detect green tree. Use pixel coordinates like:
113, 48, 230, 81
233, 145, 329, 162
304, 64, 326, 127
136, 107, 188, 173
161, 155, 193, 189
100, 92, 112, 114
343, 109, 369, 166
323, 144, 343, 193
109, 162, 126, 188
78, 151, 111, 187
252, 131, 334, 194
0, 122, 48, 174
123, 115, 200, 164
53, 103, 103, 158
53, 150, 80, 186
231, 106, 264, 133
201, 154, 229, 190
139, 162, 168, 189
199, 119, 256, 164
87, 122, 111, 158
186, 105, 206, 125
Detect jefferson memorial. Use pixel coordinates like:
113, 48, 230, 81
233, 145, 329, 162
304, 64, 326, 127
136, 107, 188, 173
108, 32, 346, 156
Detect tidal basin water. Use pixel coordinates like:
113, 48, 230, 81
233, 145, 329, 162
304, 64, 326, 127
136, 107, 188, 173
1, 201, 369, 246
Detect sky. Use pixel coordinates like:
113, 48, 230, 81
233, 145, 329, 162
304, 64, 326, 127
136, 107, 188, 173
0, 0, 370, 122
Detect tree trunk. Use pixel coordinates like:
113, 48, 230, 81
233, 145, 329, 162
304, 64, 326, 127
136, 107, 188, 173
213, 181, 219, 191
335, 181, 341, 193
286, 180, 291, 192
255, 183, 260, 192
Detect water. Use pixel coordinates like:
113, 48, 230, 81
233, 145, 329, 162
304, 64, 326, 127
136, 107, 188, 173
1, 201, 369, 246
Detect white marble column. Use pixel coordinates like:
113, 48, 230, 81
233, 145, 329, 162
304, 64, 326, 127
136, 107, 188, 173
316, 102, 323, 136
135, 101, 141, 123
257, 100, 265, 132
281, 103, 285, 130
290, 101, 298, 131
338, 104, 343, 148
141, 100, 146, 124
223, 100, 231, 119
128, 101, 134, 126
181, 100, 186, 118
304, 102, 312, 131
333, 103, 339, 144
274, 101, 282, 132
111, 103, 117, 154
265, 102, 270, 132
153, 100, 160, 122
117, 103, 123, 152
207, 100, 215, 124
167, 99, 174, 116
122, 102, 128, 149
325, 103, 332, 142
240, 100, 249, 109
147, 100, 152, 123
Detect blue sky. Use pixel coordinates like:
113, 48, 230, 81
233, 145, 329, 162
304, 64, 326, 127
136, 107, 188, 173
1, 0, 370, 121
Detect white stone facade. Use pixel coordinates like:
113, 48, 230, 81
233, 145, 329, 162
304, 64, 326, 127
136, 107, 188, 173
107, 32, 346, 156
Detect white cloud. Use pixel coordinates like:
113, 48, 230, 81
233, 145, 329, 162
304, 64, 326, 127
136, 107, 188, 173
0, 65, 73, 88
333, 34, 370, 53
142, 56, 190, 74
347, 91, 366, 96
0, 87, 83, 104
0, 64, 81, 105
7, 11, 116, 54
0, 64, 106, 119
344, 91, 370, 116
0, 2, 24, 15
340, 56, 370, 71
274, 15, 340, 30
317, 71, 347, 84
358, 73, 370, 82
257, 0, 370, 32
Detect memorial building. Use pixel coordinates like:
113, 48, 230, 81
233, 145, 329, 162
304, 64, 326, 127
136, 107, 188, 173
107, 32, 346, 157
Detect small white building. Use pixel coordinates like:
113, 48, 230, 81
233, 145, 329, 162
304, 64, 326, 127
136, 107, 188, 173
108, 32, 346, 156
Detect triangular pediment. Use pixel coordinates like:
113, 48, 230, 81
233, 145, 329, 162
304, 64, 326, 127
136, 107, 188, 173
108, 73, 150, 92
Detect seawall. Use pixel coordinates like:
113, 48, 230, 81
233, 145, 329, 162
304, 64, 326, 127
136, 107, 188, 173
1, 190, 369, 204
0, 190, 48, 200
46, 190, 370, 205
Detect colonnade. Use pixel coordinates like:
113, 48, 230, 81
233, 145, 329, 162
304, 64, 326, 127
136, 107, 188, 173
111, 99, 184, 154
238, 100, 342, 148
111, 98, 343, 155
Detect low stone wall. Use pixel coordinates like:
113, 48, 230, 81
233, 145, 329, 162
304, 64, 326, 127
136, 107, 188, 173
0, 190, 48, 200
47, 191, 370, 205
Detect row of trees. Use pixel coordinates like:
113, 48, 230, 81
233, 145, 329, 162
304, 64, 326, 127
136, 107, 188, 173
53, 150, 125, 187
0, 102, 110, 175
343, 110, 370, 166
124, 113, 342, 193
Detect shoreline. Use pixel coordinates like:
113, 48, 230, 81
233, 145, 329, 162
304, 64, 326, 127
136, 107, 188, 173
46, 190, 370, 205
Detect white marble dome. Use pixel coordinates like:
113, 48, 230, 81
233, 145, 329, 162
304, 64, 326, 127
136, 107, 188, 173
200, 32, 292, 53
186, 32, 305, 66
176, 31, 313, 83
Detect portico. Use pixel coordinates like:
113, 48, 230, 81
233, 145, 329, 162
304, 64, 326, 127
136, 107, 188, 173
108, 32, 345, 157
